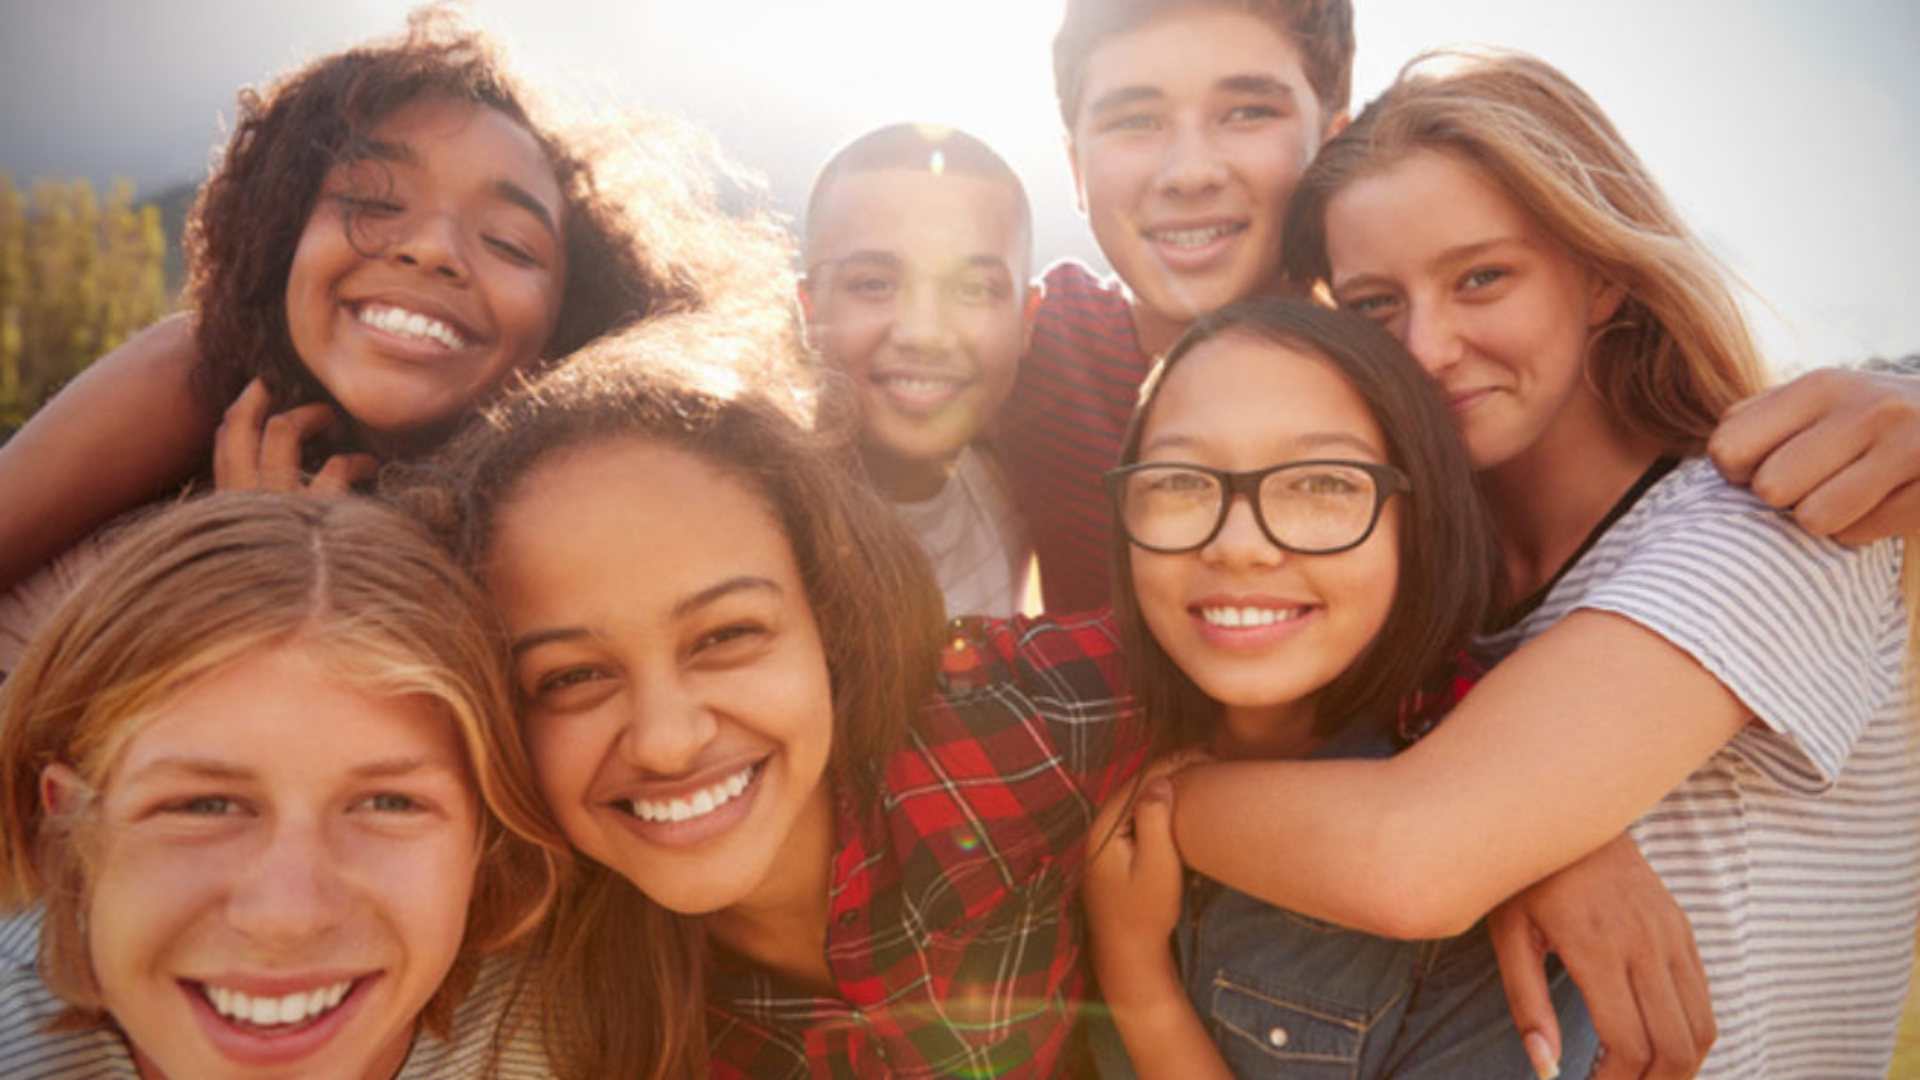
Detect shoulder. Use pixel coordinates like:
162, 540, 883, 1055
0, 910, 140, 1080
906, 611, 1141, 803
1036, 259, 1132, 328
396, 954, 552, 1080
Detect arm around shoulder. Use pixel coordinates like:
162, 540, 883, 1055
0, 313, 213, 592
1169, 610, 1752, 940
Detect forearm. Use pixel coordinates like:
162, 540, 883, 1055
1170, 611, 1749, 940
1094, 944, 1235, 1080
0, 314, 211, 590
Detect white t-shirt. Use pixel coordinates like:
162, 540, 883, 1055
1481, 457, 1920, 1079
890, 444, 1036, 619
0, 908, 553, 1079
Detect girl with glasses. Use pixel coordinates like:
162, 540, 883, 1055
1135, 49, 1916, 1080
1085, 298, 1590, 1080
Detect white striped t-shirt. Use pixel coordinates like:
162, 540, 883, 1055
891, 444, 1037, 619
1480, 457, 1920, 1080
0, 907, 554, 1079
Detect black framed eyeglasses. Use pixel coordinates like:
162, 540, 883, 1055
1104, 459, 1409, 555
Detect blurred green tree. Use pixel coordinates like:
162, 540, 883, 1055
0, 173, 173, 430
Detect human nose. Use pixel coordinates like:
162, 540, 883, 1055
1156, 121, 1227, 196
1201, 491, 1284, 568
388, 210, 469, 282
888, 280, 956, 353
1401, 298, 1464, 378
618, 675, 718, 777
226, 818, 352, 947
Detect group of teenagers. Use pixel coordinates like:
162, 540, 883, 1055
1, 2, 1918, 1079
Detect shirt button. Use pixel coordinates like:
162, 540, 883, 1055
1267, 1026, 1289, 1049
837, 910, 858, 928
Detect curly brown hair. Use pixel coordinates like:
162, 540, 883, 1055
185, 8, 791, 454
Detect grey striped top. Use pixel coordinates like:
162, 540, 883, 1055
1481, 456, 1919, 1079
0, 908, 553, 1079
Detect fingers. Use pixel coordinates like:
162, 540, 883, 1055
1128, 778, 1180, 883
213, 378, 274, 489
256, 403, 344, 492
309, 453, 381, 496
214, 379, 368, 496
1488, 904, 1561, 1079
1707, 374, 1828, 486
1711, 368, 1920, 542
1833, 480, 1920, 546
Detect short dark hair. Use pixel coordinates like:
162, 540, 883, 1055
1053, 0, 1355, 131
1110, 298, 1500, 755
803, 122, 1033, 262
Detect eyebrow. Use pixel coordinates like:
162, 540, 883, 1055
509, 576, 784, 657
1334, 237, 1527, 295
361, 139, 559, 239
1087, 73, 1298, 119
1141, 430, 1385, 460
120, 755, 457, 786
1086, 85, 1164, 118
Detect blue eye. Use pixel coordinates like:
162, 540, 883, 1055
170, 795, 239, 816
362, 792, 421, 813
1461, 267, 1507, 291
1342, 293, 1399, 321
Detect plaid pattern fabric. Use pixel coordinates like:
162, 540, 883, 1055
708, 612, 1144, 1079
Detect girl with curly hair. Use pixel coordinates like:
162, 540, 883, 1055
0, 10, 788, 659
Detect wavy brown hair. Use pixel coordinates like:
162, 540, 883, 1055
186, 7, 792, 454
395, 311, 945, 1080
1111, 299, 1500, 754
0, 492, 565, 1039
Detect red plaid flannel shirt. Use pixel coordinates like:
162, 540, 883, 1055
707, 611, 1145, 1079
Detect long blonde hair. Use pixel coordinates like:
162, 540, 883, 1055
1284, 47, 1769, 452
0, 493, 565, 1034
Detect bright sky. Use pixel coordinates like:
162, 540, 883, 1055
3, 0, 1915, 370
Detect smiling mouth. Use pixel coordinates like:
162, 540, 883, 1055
1199, 604, 1311, 628
353, 302, 469, 350
198, 978, 357, 1032
618, 763, 759, 824
1144, 223, 1247, 250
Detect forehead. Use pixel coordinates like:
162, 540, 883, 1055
107, 644, 460, 785
487, 436, 801, 615
807, 167, 1028, 270
345, 97, 563, 207
1077, 8, 1321, 119
1146, 331, 1384, 457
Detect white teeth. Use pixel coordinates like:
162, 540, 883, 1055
624, 764, 756, 824
879, 374, 961, 397
204, 979, 354, 1029
1200, 605, 1307, 629
355, 303, 467, 349
1148, 223, 1243, 249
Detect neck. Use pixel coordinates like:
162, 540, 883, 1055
1481, 390, 1668, 599
705, 783, 838, 994
1212, 699, 1324, 761
863, 445, 957, 503
1129, 302, 1190, 359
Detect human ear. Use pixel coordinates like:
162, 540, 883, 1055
1587, 275, 1629, 326
1064, 133, 1088, 216
40, 763, 89, 817
1021, 283, 1045, 350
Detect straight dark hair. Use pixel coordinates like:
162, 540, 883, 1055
1110, 298, 1500, 755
